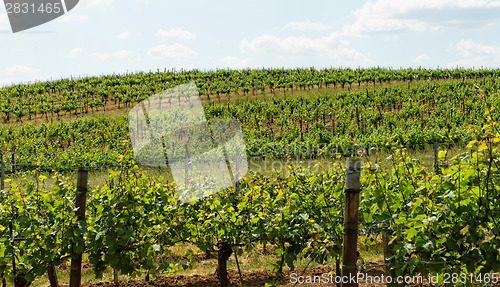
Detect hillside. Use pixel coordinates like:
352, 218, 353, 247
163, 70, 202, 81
0, 68, 499, 171
1, 68, 500, 287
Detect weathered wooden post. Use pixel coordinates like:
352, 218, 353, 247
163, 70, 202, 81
11, 148, 15, 174
70, 167, 88, 287
1, 160, 4, 191
434, 142, 441, 175
382, 227, 396, 287
108, 163, 119, 285
185, 143, 189, 188
341, 158, 361, 287
9, 221, 15, 283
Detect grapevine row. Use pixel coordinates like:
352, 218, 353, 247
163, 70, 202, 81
1, 78, 500, 170
1, 117, 499, 286
1, 67, 499, 123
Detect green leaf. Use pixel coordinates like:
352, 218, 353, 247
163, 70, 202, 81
405, 228, 418, 240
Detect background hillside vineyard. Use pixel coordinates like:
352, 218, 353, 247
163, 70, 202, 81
0, 67, 499, 287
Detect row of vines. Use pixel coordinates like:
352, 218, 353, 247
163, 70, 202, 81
0, 114, 499, 286
1, 67, 500, 122
1, 77, 500, 171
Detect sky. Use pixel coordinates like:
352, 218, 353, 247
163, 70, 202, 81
1, 0, 500, 87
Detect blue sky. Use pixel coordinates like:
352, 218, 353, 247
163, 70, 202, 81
1, 0, 500, 87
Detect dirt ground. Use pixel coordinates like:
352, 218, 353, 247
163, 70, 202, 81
84, 265, 500, 287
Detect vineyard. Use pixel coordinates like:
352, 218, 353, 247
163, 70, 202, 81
2, 68, 500, 171
0, 67, 500, 286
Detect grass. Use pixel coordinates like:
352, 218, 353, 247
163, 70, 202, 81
28, 255, 138, 287
246, 143, 468, 176
23, 237, 384, 287
2, 143, 468, 194
1, 141, 468, 196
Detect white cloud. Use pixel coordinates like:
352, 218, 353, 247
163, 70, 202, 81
116, 31, 131, 39
414, 54, 431, 64
69, 48, 82, 58
447, 39, 500, 67
284, 21, 332, 32
455, 39, 500, 57
344, 0, 500, 35
240, 33, 371, 64
147, 44, 197, 58
93, 50, 135, 60
0, 65, 44, 87
241, 33, 337, 55
219, 56, 250, 69
155, 28, 196, 39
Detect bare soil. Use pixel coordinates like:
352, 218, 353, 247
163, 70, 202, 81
83, 265, 500, 287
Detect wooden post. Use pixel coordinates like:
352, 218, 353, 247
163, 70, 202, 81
70, 167, 88, 287
355, 107, 360, 128
108, 164, 119, 285
11, 149, 15, 174
113, 269, 119, 285
433, 142, 440, 175
1, 161, 4, 191
382, 228, 396, 287
234, 247, 245, 287
336, 258, 341, 287
9, 221, 15, 280
184, 143, 189, 188
332, 112, 336, 137
341, 158, 361, 287
234, 159, 244, 287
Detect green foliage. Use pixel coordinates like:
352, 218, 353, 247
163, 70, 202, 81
1, 69, 500, 286
0, 172, 79, 282
360, 109, 500, 285
1, 115, 500, 285
3, 72, 500, 171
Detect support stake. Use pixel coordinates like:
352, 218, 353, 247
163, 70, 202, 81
382, 228, 396, 287
341, 158, 361, 287
434, 142, 441, 175
70, 167, 88, 287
